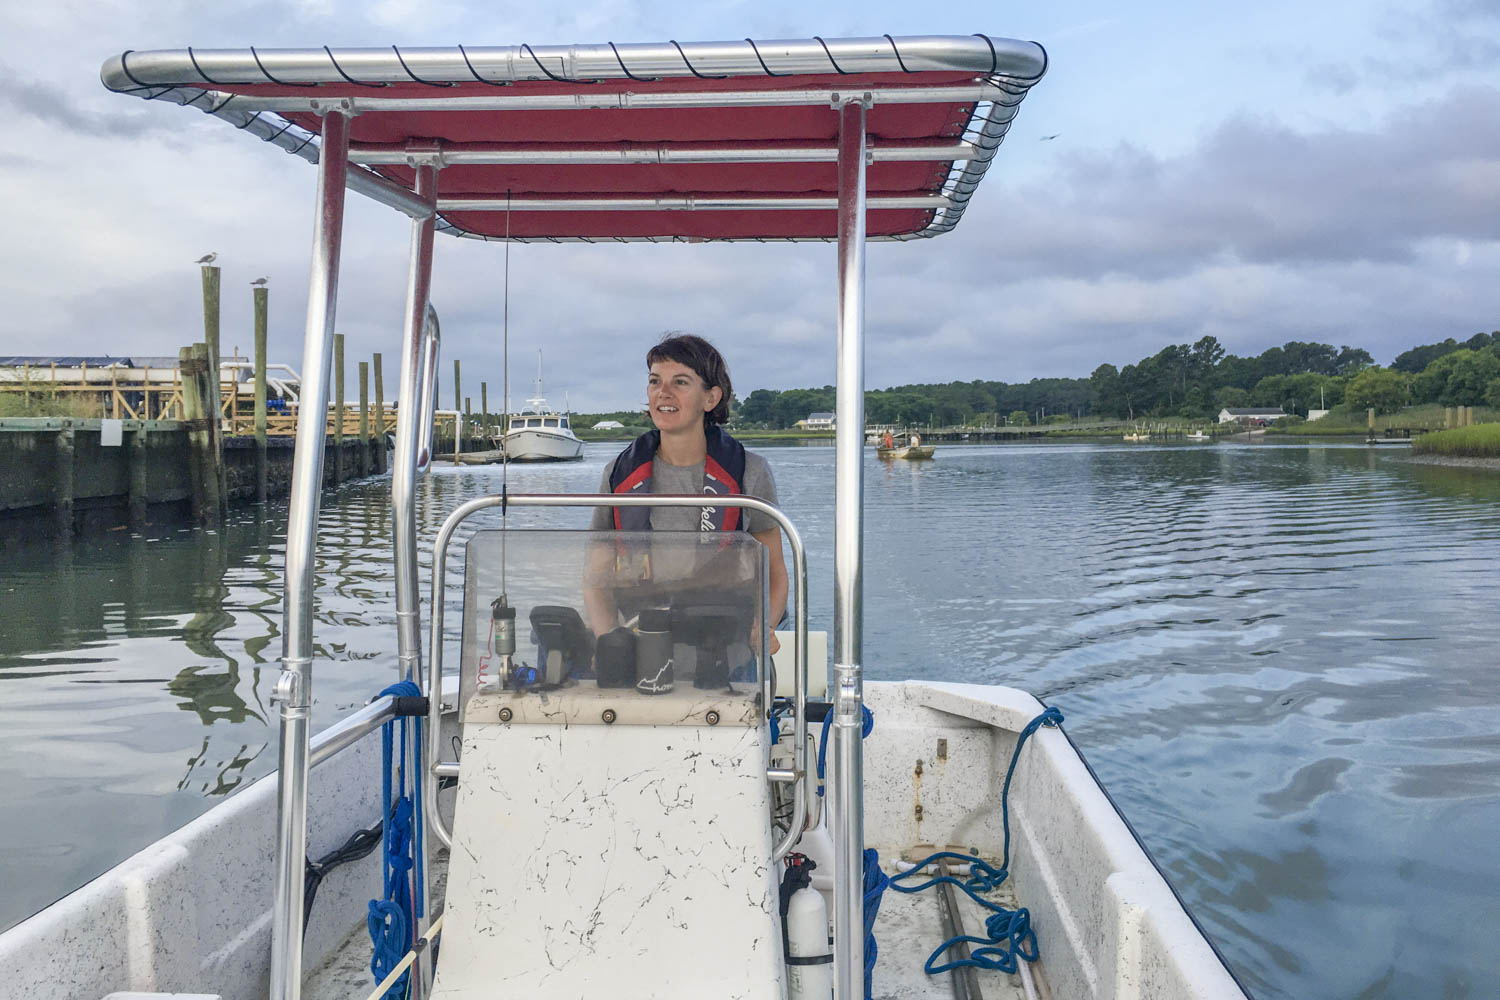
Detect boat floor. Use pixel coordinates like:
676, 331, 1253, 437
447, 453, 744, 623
304, 852, 1031, 1000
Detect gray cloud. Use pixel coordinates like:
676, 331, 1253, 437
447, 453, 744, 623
946, 85, 1500, 284
0, 68, 171, 139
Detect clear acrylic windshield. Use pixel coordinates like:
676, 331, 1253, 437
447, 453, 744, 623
458, 529, 769, 720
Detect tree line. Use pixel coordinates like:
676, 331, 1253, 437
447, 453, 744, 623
727, 331, 1500, 428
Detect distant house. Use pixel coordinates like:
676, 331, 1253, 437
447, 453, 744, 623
592, 419, 624, 429
796, 411, 836, 430
1218, 407, 1288, 425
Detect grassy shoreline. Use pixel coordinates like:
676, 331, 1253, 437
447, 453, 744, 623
1411, 424, 1500, 458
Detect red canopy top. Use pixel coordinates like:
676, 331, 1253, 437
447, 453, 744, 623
102, 36, 1046, 242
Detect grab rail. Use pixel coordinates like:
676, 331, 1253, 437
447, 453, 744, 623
421, 492, 811, 863
309, 695, 397, 767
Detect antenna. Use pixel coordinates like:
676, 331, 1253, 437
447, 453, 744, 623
501, 191, 511, 594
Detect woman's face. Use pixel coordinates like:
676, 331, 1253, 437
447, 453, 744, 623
647, 360, 721, 434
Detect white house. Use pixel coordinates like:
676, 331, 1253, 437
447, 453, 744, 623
1218, 407, 1288, 424
592, 419, 624, 429
796, 411, 836, 430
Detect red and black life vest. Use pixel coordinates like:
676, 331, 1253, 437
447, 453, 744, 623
608, 426, 747, 532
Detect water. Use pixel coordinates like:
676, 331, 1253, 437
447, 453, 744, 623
2, 440, 1498, 998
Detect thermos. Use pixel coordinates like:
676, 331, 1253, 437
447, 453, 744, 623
594, 628, 637, 689
635, 608, 673, 694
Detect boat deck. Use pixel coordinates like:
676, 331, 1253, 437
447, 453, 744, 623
304, 852, 1032, 1000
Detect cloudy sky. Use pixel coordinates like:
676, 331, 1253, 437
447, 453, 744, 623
2, 1, 1496, 412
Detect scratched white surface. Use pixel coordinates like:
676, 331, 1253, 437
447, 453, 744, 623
430, 713, 786, 999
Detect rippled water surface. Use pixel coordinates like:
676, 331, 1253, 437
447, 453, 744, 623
3, 441, 1499, 998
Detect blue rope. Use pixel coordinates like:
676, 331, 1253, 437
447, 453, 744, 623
815, 703, 874, 796
862, 848, 890, 1000
368, 680, 424, 998
888, 705, 1063, 978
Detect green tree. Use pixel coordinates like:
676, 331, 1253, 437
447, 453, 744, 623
1090, 364, 1123, 417
1215, 386, 1250, 409
1007, 410, 1030, 426
1345, 367, 1411, 414
1441, 351, 1500, 405
1484, 378, 1500, 409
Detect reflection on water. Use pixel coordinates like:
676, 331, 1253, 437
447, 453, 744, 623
2, 441, 1498, 999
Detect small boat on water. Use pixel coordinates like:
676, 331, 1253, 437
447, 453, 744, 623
1185, 431, 1212, 442
877, 444, 936, 460
0, 33, 1248, 1000
501, 351, 583, 462
1122, 432, 1149, 442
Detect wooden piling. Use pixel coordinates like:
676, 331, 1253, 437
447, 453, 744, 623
253, 285, 268, 504
179, 343, 221, 526
334, 333, 346, 485
373, 352, 387, 474
1367, 408, 1375, 432
53, 427, 75, 539
128, 428, 149, 529
201, 264, 227, 516
481, 381, 489, 435
454, 359, 462, 414
359, 360, 371, 477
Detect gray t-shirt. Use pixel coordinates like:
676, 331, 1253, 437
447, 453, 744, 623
589, 448, 779, 533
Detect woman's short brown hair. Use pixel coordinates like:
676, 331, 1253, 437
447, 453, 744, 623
647, 334, 732, 426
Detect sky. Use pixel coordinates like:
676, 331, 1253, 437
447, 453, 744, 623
1, 1, 1496, 413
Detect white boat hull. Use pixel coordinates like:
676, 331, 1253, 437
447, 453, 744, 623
502, 428, 583, 461
0, 681, 1245, 1000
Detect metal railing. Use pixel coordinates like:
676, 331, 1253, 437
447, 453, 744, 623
420, 493, 812, 863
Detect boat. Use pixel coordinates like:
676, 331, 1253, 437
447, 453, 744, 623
501, 351, 583, 462
0, 33, 1250, 1000
877, 445, 936, 460
1185, 431, 1212, 442
1122, 431, 1149, 442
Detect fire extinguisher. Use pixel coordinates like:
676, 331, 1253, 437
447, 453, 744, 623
781, 853, 832, 999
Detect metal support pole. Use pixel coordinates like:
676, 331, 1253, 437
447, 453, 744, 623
254, 286, 269, 503
393, 164, 438, 687
268, 108, 350, 1000
832, 97, 868, 1000
390, 165, 440, 1000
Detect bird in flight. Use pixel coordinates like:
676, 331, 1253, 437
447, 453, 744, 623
251, 277, 268, 286
1040, 133, 1061, 141
194, 252, 218, 264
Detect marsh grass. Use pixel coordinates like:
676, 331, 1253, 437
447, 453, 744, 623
1412, 423, 1500, 458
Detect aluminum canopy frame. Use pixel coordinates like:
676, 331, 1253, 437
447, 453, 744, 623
101, 35, 1045, 243
101, 32, 1046, 1000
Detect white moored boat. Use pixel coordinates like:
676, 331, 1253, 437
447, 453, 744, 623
501, 352, 584, 462
0, 32, 1250, 1000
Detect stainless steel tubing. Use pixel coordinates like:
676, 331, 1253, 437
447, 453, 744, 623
414, 308, 441, 475
831, 98, 869, 1000
393, 165, 438, 686
436, 193, 947, 213
269, 107, 350, 1000
223, 83, 1009, 115
423, 493, 809, 860
345, 164, 437, 221
350, 139, 977, 166
309, 696, 396, 767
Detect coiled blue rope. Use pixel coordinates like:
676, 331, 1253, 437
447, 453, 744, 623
368, 680, 425, 998
887, 705, 1063, 977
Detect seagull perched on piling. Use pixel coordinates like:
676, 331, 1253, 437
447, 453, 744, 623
194, 252, 218, 264
251, 277, 268, 286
